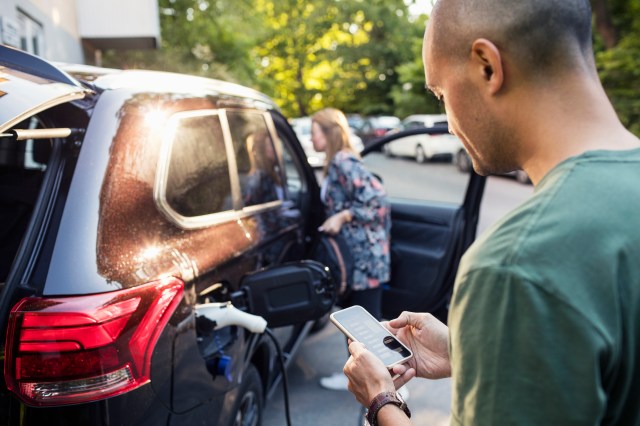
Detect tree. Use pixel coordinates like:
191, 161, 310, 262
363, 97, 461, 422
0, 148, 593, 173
103, 0, 261, 85
252, 0, 425, 118
592, 0, 640, 135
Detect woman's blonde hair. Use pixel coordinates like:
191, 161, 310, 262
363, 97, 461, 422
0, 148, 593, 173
311, 108, 360, 175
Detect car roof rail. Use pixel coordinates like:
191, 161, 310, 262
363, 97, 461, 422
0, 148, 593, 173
0, 44, 82, 88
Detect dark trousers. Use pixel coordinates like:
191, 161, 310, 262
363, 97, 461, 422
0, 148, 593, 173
344, 285, 383, 320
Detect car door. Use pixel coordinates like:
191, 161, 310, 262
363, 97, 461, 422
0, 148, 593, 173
362, 127, 486, 322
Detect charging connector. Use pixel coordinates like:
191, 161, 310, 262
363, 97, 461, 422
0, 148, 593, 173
195, 302, 267, 334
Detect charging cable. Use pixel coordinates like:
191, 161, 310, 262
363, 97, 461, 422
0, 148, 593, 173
195, 302, 293, 426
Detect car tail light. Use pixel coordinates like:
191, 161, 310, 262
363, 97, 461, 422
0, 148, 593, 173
4, 277, 184, 406
374, 129, 387, 137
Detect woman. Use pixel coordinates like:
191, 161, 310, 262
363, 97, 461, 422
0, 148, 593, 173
311, 108, 392, 390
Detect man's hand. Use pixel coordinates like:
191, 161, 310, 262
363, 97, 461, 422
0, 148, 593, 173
386, 312, 451, 386
344, 341, 397, 406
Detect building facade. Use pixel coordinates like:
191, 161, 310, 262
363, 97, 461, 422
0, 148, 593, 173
0, 0, 159, 64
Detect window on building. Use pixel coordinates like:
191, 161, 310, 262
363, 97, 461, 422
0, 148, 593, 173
17, 10, 44, 57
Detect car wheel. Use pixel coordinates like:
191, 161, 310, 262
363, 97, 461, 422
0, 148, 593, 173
455, 149, 472, 173
515, 170, 531, 184
230, 364, 263, 426
415, 145, 426, 164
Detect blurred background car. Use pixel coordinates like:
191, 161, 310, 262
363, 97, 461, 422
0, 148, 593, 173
290, 116, 363, 168
383, 114, 462, 163
346, 114, 365, 134
354, 115, 401, 149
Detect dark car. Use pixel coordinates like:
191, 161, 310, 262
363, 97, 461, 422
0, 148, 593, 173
0, 45, 487, 425
354, 115, 401, 149
0, 45, 335, 426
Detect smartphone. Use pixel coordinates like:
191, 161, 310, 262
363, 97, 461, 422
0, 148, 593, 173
330, 305, 413, 368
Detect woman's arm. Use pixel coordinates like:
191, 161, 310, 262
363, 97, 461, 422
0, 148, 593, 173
330, 155, 387, 224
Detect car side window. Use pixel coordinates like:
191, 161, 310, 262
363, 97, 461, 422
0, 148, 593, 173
280, 137, 304, 204
164, 112, 232, 217
226, 111, 283, 208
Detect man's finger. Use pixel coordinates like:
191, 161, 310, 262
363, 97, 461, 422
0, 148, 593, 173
348, 340, 367, 356
388, 311, 418, 329
393, 367, 416, 389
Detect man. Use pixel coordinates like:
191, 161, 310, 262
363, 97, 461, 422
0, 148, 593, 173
343, 0, 640, 424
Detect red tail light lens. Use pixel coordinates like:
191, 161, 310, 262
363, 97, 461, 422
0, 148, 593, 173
4, 277, 184, 406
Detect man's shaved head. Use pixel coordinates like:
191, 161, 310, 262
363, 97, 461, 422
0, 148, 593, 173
429, 0, 593, 77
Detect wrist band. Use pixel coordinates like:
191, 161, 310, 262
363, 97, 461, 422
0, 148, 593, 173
366, 391, 411, 426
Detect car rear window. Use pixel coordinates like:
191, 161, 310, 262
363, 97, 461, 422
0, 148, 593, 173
0, 116, 51, 282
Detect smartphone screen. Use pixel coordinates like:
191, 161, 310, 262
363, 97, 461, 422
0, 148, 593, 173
330, 305, 412, 368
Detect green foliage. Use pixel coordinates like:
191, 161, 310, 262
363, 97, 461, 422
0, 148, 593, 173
389, 29, 442, 119
103, 0, 260, 85
251, 0, 427, 118
596, 36, 640, 135
593, 0, 640, 136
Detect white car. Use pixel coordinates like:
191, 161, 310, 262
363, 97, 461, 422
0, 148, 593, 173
291, 117, 364, 168
383, 114, 462, 163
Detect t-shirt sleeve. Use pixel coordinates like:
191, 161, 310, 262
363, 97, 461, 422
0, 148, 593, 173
448, 266, 609, 425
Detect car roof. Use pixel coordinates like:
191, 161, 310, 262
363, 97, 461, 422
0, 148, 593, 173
0, 45, 279, 121
87, 69, 278, 109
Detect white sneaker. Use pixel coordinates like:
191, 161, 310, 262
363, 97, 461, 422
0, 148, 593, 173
319, 372, 349, 390
397, 385, 410, 401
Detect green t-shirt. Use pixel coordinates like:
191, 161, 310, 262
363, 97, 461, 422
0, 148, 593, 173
449, 148, 640, 425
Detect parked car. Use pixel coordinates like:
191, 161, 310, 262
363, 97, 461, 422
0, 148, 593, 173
0, 45, 336, 426
346, 114, 364, 133
455, 147, 531, 184
383, 114, 462, 163
0, 45, 488, 426
290, 116, 363, 168
354, 115, 401, 148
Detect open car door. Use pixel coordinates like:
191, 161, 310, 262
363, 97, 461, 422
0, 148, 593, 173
0, 45, 89, 134
362, 127, 486, 322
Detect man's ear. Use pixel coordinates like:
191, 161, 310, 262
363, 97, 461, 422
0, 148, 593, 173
470, 38, 504, 95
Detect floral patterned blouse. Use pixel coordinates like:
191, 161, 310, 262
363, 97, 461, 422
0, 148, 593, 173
322, 150, 391, 290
